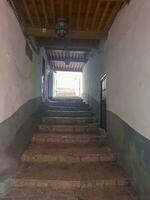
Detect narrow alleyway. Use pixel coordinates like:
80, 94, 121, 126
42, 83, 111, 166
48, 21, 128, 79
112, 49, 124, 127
2, 98, 137, 200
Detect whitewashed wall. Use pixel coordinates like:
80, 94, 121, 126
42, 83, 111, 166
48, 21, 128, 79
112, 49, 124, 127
0, 0, 41, 122
106, 0, 150, 139
83, 45, 105, 123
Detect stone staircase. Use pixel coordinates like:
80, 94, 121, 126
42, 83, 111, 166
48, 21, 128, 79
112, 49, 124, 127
2, 98, 137, 199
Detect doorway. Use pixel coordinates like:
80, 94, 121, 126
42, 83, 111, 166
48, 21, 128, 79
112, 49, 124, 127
42, 57, 46, 98
100, 75, 107, 130
54, 71, 82, 97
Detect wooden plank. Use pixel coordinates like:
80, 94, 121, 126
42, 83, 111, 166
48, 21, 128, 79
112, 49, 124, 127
54, 67, 82, 72
50, 0, 56, 24
69, 0, 73, 26
38, 38, 99, 51
97, 1, 110, 30
32, 0, 41, 27
47, 55, 87, 63
75, 63, 80, 70
103, 0, 124, 1
83, 0, 92, 29
23, 0, 34, 26
76, 0, 82, 29
60, 0, 64, 17
91, 0, 102, 29
41, 0, 49, 27
73, 63, 76, 71
104, 2, 121, 32
26, 27, 106, 39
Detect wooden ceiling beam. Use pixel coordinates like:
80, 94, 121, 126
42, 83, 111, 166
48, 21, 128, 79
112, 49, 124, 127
11, 0, 126, 42
76, 0, 82, 29
60, 0, 64, 17
37, 38, 99, 51
83, 0, 92, 29
50, 0, 56, 25
97, 1, 110, 30
104, 0, 125, 1
41, 0, 49, 27
91, 0, 102, 29
23, 0, 34, 26
73, 63, 76, 71
26, 27, 106, 40
104, 2, 121, 32
54, 68, 82, 72
47, 56, 88, 63
69, 0, 73, 27
32, 0, 41, 27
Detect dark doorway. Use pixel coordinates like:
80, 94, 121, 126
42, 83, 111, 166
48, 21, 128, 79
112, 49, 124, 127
42, 57, 46, 98
100, 75, 107, 130
48, 73, 51, 99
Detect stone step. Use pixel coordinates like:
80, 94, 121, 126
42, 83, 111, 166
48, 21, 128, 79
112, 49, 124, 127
32, 133, 106, 144
13, 162, 128, 189
45, 105, 92, 111
38, 124, 98, 133
46, 102, 90, 108
76, 187, 137, 200
3, 187, 137, 200
21, 144, 115, 164
51, 97, 83, 103
41, 116, 97, 125
45, 110, 93, 117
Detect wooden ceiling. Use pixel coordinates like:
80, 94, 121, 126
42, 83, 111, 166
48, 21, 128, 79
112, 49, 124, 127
12, 0, 126, 40
10, 0, 127, 72
47, 49, 88, 71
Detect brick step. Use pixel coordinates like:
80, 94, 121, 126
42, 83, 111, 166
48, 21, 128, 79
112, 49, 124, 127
13, 163, 128, 189
21, 144, 115, 164
3, 187, 137, 200
38, 124, 98, 133
45, 105, 92, 111
45, 110, 93, 117
32, 133, 106, 144
41, 116, 97, 125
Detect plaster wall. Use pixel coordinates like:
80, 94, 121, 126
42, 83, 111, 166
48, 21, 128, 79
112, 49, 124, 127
106, 0, 150, 140
83, 45, 105, 124
105, 0, 150, 198
0, 0, 41, 123
0, 0, 44, 176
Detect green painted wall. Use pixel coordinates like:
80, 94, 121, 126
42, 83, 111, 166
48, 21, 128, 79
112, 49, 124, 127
107, 111, 150, 200
0, 97, 41, 175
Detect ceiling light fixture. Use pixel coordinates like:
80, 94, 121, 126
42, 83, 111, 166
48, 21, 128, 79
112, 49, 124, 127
55, 18, 69, 38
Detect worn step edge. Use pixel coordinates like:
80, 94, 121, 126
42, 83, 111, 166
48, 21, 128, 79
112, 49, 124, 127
46, 106, 92, 111
13, 178, 128, 189
45, 110, 93, 113
3, 187, 138, 200
41, 117, 97, 125
21, 152, 116, 164
45, 113, 93, 117
32, 134, 106, 144
42, 116, 96, 120
38, 124, 98, 133
46, 103, 86, 107
46, 104, 90, 108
